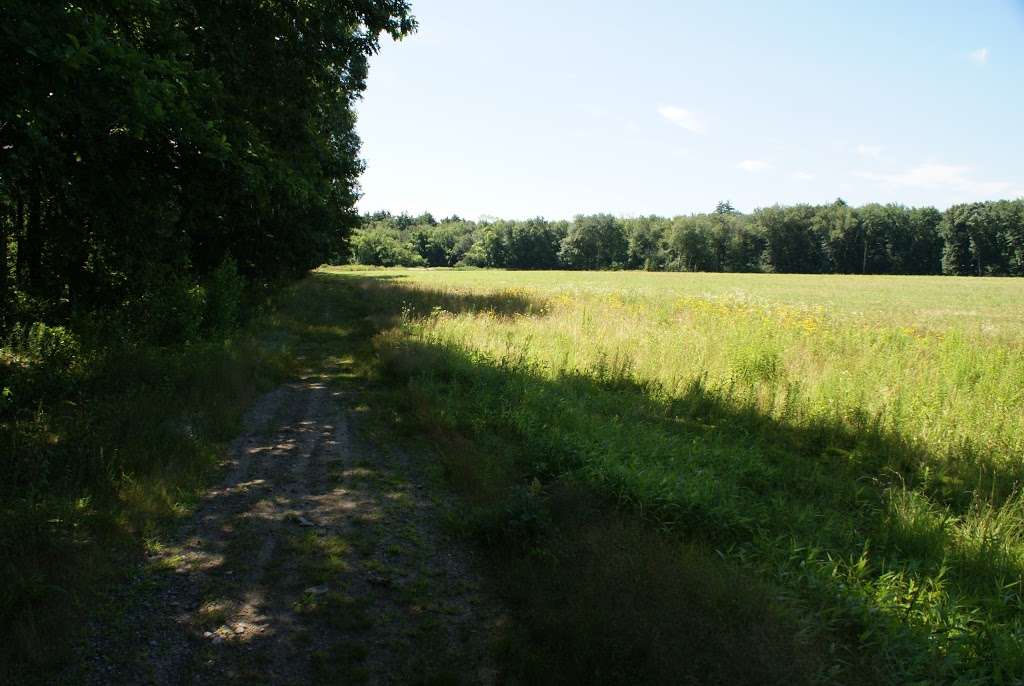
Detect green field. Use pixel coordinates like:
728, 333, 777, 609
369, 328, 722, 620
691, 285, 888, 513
320, 266, 1024, 684
351, 267, 1024, 333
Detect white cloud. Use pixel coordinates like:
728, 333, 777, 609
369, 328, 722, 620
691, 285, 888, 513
856, 163, 1013, 197
856, 144, 884, 159
737, 160, 772, 172
657, 105, 705, 134
791, 171, 815, 181
968, 47, 989, 64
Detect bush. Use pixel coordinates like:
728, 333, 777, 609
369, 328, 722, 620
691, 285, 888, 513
350, 226, 426, 267
204, 257, 247, 333
464, 482, 551, 547
1, 322, 84, 417
135, 274, 207, 344
7, 322, 82, 370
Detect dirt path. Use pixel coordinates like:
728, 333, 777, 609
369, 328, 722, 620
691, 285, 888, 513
76, 376, 504, 685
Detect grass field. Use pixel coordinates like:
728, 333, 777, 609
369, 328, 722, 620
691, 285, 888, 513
5, 265, 1022, 683
320, 266, 1024, 684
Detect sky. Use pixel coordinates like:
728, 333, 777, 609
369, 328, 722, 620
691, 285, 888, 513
355, 0, 1024, 220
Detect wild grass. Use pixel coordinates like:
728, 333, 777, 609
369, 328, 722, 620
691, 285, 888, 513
6, 265, 1021, 683
0, 322, 290, 678
324, 266, 1024, 684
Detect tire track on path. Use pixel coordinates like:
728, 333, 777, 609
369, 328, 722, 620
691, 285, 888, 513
76, 376, 504, 685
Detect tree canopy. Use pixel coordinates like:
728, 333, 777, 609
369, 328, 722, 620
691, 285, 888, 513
1, 0, 415, 331
353, 199, 1024, 277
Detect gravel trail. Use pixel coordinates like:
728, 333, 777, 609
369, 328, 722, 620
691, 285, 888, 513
75, 376, 504, 685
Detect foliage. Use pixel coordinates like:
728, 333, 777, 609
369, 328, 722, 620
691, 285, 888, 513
940, 200, 1024, 276
204, 257, 247, 334
0, 4, 417, 673
134, 272, 208, 344
0, 0, 416, 335
472, 219, 567, 269
350, 223, 426, 267
2, 321, 85, 398
557, 214, 628, 269
622, 216, 670, 270
355, 199, 1024, 275
6, 321, 82, 371
0, 327, 288, 677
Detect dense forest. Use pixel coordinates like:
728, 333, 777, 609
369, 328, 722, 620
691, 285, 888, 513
355, 199, 1024, 276
0, 0, 415, 336
1, 2, 416, 674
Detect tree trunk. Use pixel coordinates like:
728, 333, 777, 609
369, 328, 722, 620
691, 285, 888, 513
970, 232, 983, 277
1, 205, 8, 281
862, 233, 868, 274
25, 185, 42, 294
0, 201, 8, 322
15, 194, 25, 287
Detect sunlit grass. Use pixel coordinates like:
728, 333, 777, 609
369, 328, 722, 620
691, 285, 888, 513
329, 266, 1024, 335
325, 265, 1024, 684
346, 267, 1024, 484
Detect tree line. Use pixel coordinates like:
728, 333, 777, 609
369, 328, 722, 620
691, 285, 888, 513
353, 199, 1024, 276
1, 1, 415, 335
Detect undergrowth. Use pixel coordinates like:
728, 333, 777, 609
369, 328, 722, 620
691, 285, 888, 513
0, 265, 290, 680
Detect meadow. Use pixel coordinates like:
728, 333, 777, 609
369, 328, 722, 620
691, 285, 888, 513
323, 266, 1024, 684
5, 264, 1022, 683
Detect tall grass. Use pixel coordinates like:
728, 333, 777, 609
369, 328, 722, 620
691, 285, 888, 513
330, 266, 1024, 684
0, 323, 288, 678
420, 289, 1022, 487
7, 265, 1019, 683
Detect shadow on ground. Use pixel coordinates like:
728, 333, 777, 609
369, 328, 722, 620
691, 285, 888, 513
295, 269, 1022, 685
73, 374, 501, 685
40, 268, 1020, 685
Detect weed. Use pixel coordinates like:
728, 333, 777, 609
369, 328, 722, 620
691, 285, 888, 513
287, 532, 351, 584
310, 640, 369, 685
324, 266, 1024, 684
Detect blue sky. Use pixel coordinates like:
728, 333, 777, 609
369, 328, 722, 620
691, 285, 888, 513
355, 0, 1024, 219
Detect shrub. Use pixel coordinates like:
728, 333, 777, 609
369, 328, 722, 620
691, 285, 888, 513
730, 346, 784, 386
135, 274, 207, 344
463, 483, 551, 547
2, 322, 84, 401
8, 322, 82, 370
350, 226, 426, 267
204, 257, 247, 333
